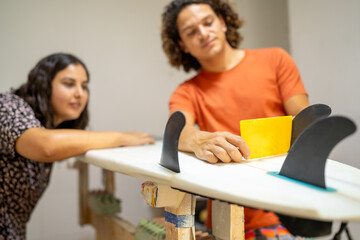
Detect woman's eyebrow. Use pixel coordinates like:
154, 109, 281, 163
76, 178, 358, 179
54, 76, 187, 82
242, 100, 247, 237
60, 77, 88, 82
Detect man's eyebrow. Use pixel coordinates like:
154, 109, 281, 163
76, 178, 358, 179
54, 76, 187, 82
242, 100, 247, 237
180, 13, 213, 33
181, 25, 195, 33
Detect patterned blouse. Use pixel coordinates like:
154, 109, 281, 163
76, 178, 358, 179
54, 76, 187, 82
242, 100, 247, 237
0, 93, 53, 240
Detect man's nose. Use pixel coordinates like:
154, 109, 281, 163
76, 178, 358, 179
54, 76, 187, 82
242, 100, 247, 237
198, 25, 209, 40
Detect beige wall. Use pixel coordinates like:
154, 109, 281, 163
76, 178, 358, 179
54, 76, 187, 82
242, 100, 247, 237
288, 0, 360, 238
2, 0, 359, 239
0, 1, 289, 239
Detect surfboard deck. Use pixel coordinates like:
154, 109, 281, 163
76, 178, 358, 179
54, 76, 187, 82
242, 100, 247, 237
82, 141, 360, 222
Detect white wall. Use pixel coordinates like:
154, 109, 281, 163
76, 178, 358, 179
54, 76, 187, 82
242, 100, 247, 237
0, 0, 289, 239
0, 1, 189, 239
2, 0, 358, 239
288, 0, 360, 238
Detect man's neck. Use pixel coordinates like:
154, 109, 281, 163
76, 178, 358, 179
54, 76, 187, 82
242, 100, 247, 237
200, 45, 245, 73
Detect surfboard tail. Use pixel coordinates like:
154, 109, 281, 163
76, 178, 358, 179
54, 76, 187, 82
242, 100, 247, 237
281, 113, 356, 189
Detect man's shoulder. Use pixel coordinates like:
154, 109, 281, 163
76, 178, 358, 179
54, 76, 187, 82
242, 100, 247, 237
246, 47, 288, 56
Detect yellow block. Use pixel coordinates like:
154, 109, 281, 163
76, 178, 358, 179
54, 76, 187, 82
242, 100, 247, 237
240, 116, 292, 159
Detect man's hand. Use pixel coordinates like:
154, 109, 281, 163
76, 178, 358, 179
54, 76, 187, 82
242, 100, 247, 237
189, 131, 250, 164
176, 111, 250, 164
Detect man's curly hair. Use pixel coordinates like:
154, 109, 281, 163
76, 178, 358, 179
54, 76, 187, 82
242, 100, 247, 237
161, 0, 244, 72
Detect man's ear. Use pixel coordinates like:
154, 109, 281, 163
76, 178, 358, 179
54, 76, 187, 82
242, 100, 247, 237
218, 15, 227, 32
178, 40, 190, 53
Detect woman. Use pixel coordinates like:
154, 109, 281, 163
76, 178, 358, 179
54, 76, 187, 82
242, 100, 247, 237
0, 53, 154, 239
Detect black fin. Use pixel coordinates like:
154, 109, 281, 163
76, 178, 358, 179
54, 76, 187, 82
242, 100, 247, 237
278, 214, 332, 237
160, 111, 186, 173
280, 116, 356, 188
291, 104, 331, 145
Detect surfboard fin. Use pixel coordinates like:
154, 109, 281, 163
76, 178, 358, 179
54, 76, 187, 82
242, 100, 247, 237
277, 214, 332, 237
160, 111, 186, 173
291, 104, 332, 145
280, 115, 356, 189
278, 106, 356, 237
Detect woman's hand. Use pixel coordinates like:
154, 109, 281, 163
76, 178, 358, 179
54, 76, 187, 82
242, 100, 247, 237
119, 132, 155, 146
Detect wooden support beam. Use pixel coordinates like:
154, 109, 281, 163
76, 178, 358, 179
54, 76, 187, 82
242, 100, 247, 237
78, 161, 91, 226
77, 159, 134, 239
212, 200, 244, 240
102, 169, 115, 195
141, 182, 196, 240
165, 193, 196, 240
89, 209, 135, 240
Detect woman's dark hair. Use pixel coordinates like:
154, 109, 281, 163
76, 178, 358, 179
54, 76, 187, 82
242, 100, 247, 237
13, 53, 90, 129
161, 0, 244, 72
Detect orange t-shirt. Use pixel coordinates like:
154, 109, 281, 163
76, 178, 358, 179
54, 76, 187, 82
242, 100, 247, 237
169, 47, 308, 231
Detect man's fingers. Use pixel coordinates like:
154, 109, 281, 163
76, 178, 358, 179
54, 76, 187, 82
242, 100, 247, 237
197, 150, 219, 164
210, 145, 231, 163
214, 137, 244, 162
223, 133, 251, 160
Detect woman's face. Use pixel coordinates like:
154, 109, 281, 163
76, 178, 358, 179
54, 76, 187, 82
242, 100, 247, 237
51, 64, 89, 127
176, 4, 227, 62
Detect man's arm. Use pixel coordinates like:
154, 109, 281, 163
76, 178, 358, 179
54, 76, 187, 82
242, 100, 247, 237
177, 111, 250, 164
284, 94, 310, 116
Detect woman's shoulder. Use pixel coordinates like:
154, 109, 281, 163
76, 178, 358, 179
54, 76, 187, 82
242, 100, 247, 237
1, 92, 23, 102
0, 92, 27, 109
0, 92, 35, 118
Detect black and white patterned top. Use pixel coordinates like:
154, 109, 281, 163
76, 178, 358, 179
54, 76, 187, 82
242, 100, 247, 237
0, 93, 53, 240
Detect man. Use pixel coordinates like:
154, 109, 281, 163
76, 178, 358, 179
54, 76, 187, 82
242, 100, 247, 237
161, 0, 309, 239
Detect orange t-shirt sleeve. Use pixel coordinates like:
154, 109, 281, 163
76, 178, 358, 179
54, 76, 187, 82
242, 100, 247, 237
169, 81, 196, 119
275, 48, 308, 102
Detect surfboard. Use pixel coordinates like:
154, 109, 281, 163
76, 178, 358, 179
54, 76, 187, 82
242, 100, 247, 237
83, 141, 360, 222
81, 105, 359, 237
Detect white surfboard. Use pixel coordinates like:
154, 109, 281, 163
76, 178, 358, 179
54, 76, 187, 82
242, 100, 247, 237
82, 141, 360, 222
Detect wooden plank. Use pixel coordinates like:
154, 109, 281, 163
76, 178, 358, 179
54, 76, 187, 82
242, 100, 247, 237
165, 193, 196, 240
103, 169, 115, 195
78, 159, 134, 239
90, 209, 135, 240
78, 161, 90, 225
141, 182, 196, 240
212, 200, 244, 240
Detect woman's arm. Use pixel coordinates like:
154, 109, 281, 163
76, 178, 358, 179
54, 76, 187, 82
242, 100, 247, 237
177, 111, 250, 164
15, 128, 154, 162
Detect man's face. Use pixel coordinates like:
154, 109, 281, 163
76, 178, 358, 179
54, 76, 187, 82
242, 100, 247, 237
177, 3, 227, 62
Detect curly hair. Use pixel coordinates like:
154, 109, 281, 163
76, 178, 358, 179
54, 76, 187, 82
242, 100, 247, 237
161, 0, 244, 72
13, 53, 90, 130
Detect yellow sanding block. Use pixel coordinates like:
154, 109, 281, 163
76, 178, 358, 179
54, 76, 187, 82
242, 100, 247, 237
240, 116, 292, 159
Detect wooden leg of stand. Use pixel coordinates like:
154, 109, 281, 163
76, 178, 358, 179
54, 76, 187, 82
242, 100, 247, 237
90, 210, 135, 240
78, 161, 90, 225
103, 169, 115, 195
212, 200, 244, 240
165, 193, 196, 240
141, 182, 196, 240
